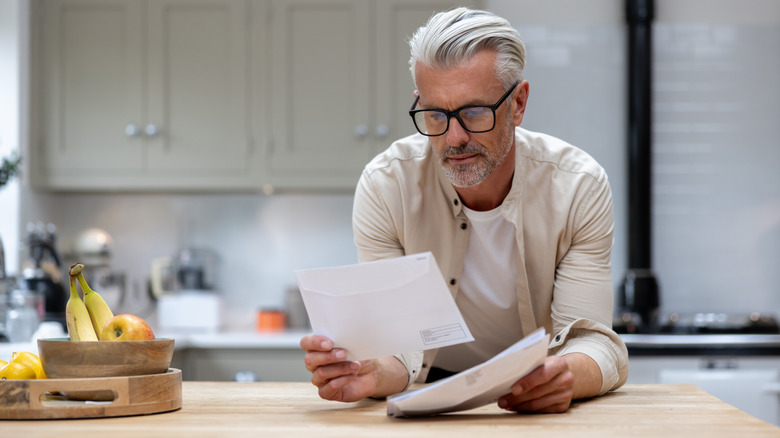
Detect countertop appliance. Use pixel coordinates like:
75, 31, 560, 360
152, 248, 221, 333
19, 222, 66, 328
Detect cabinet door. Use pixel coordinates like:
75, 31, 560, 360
146, 0, 252, 176
39, 0, 144, 181
268, 0, 372, 189
175, 348, 309, 382
374, 1, 483, 158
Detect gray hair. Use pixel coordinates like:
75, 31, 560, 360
409, 7, 525, 91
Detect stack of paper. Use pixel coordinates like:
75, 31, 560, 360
386, 328, 549, 417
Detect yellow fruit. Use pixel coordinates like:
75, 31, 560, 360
0, 362, 37, 380
11, 351, 46, 379
66, 276, 99, 341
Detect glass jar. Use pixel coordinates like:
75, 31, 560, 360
5, 289, 44, 343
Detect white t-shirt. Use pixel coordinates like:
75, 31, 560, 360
432, 203, 524, 372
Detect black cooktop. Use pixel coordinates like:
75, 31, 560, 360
614, 312, 780, 335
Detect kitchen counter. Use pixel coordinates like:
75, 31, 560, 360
0, 330, 309, 358
2, 383, 779, 437
158, 329, 309, 349
7, 331, 780, 359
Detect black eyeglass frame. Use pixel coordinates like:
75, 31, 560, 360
408, 81, 520, 137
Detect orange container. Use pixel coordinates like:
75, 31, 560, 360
256, 309, 286, 332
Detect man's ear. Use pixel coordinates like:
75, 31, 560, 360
513, 80, 530, 126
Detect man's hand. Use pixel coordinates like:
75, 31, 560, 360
497, 353, 602, 413
300, 334, 407, 402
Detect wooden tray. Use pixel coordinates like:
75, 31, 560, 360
0, 368, 182, 420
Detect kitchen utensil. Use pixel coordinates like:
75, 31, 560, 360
0, 368, 182, 420
38, 338, 174, 378
151, 247, 221, 332
151, 248, 218, 295
150, 247, 219, 295
20, 222, 67, 327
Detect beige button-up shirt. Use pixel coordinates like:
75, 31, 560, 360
352, 127, 629, 395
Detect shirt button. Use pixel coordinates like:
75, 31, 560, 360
422, 363, 428, 368
453, 199, 459, 206
460, 223, 467, 230
555, 334, 561, 342
450, 278, 457, 285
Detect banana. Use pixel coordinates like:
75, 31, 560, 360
70, 263, 114, 340
65, 275, 99, 341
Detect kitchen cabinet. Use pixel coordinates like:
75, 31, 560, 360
627, 355, 780, 426
31, 0, 482, 191
264, 0, 482, 190
171, 347, 309, 382
31, 0, 256, 190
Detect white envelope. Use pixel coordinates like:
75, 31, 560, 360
295, 252, 474, 361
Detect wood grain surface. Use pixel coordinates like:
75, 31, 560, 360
38, 338, 175, 378
0, 368, 181, 419
0, 383, 778, 437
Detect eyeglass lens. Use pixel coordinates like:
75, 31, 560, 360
413, 107, 494, 136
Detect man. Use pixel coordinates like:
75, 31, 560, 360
300, 7, 628, 413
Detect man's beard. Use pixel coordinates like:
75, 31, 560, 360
436, 123, 514, 188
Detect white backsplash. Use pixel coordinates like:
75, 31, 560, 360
19, 192, 358, 331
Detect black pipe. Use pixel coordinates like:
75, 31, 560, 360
621, 0, 659, 328
626, 0, 653, 269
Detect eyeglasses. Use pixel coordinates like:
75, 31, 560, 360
409, 81, 519, 137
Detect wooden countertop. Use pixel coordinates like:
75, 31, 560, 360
2, 383, 779, 437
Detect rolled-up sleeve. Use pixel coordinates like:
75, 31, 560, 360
549, 319, 629, 394
549, 173, 629, 394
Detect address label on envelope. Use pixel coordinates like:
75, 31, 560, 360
295, 252, 474, 361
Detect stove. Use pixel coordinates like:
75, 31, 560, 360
614, 312, 780, 335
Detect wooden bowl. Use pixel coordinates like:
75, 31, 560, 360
38, 338, 175, 379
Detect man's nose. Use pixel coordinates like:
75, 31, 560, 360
445, 116, 470, 146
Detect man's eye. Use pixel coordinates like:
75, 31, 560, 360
460, 107, 490, 119
426, 112, 448, 122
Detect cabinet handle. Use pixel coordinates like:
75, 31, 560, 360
354, 124, 368, 139
144, 124, 161, 137
376, 124, 389, 138
125, 124, 142, 137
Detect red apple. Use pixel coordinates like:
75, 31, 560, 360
101, 314, 155, 341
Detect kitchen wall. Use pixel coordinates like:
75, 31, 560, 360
4, 0, 779, 330
651, 0, 780, 315
21, 192, 357, 329
495, 0, 780, 317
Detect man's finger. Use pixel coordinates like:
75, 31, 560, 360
311, 361, 360, 386
304, 348, 348, 372
511, 356, 569, 395
300, 335, 333, 351
516, 393, 572, 413
318, 374, 355, 401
